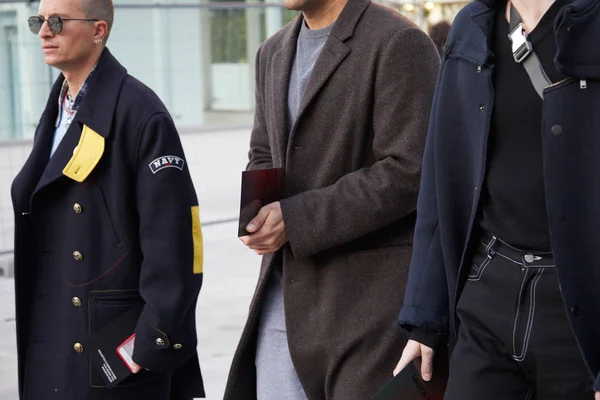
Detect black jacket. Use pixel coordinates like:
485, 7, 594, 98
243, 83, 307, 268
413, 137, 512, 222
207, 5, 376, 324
11, 48, 205, 399
399, 0, 600, 391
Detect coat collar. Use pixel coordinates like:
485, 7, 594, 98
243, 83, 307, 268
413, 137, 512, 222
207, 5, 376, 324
272, 0, 370, 166
71, 47, 128, 138
329, 0, 371, 42
554, 0, 600, 78
469, 0, 600, 78
18, 48, 128, 209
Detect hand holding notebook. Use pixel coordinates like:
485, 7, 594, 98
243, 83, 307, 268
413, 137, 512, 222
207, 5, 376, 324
238, 168, 285, 237
373, 358, 446, 400
238, 168, 287, 255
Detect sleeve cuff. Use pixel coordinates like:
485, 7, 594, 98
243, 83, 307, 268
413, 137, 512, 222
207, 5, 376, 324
134, 315, 171, 352
409, 328, 440, 349
398, 305, 449, 334
131, 316, 193, 371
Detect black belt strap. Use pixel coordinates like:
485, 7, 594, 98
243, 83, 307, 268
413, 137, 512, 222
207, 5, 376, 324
508, 3, 552, 98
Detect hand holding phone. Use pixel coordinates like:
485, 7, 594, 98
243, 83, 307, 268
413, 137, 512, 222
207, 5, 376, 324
116, 334, 142, 373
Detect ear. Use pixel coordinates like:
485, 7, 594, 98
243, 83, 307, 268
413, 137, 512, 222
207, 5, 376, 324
93, 20, 108, 42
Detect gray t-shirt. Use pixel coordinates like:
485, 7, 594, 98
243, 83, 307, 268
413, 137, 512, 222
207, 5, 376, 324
287, 21, 334, 134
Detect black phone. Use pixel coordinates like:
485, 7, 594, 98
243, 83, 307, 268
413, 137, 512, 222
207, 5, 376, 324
373, 357, 447, 400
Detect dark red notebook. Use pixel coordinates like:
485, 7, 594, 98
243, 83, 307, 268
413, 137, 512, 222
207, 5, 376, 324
238, 167, 285, 236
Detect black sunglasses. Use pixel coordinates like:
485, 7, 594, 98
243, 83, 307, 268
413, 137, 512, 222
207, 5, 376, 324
28, 15, 99, 35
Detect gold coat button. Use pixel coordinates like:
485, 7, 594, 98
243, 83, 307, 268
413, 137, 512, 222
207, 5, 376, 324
72, 297, 82, 307
155, 338, 165, 347
173, 343, 183, 350
73, 203, 82, 214
73, 343, 84, 353
73, 251, 83, 261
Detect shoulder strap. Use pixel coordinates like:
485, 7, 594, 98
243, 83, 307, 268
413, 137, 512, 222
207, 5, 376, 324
508, 3, 552, 98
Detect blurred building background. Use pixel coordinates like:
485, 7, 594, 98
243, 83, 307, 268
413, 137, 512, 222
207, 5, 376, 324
0, 0, 468, 267
0, 0, 468, 139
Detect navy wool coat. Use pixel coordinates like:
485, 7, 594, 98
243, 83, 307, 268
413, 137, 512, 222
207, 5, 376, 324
11, 48, 204, 400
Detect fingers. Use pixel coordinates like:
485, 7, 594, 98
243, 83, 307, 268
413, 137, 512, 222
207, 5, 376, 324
240, 202, 286, 253
247, 205, 270, 233
240, 226, 281, 249
130, 362, 142, 374
240, 235, 270, 246
251, 243, 277, 255
239, 199, 263, 232
393, 340, 435, 382
595, 392, 600, 400
393, 340, 422, 376
254, 249, 272, 256
239, 236, 274, 255
239, 236, 250, 246
420, 345, 435, 381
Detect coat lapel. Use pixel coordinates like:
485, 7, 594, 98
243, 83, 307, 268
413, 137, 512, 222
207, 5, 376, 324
10, 78, 63, 213
287, 38, 350, 147
32, 119, 83, 196
271, 16, 303, 166
30, 48, 127, 202
286, 0, 370, 152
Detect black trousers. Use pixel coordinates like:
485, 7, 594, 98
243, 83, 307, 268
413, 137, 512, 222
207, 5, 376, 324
444, 233, 593, 400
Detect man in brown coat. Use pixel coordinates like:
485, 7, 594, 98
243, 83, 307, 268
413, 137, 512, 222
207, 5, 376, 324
226, 0, 440, 398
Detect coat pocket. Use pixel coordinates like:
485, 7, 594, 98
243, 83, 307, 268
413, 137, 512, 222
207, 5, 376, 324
89, 290, 143, 333
88, 291, 160, 388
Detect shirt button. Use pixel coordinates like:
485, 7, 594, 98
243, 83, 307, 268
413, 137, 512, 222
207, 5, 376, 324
155, 338, 165, 347
479, 105, 485, 111
551, 125, 563, 136
173, 343, 183, 350
72, 297, 82, 307
73, 251, 83, 261
73, 203, 82, 214
73, 343, 84, 353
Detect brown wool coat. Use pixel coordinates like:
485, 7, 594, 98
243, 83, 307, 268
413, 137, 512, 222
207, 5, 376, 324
224, 1, 440, 398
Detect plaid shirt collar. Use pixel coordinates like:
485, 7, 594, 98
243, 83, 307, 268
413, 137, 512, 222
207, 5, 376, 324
56, 65, 97, 126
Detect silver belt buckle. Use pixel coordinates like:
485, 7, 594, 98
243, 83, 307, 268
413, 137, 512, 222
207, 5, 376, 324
509, 24, 533, 63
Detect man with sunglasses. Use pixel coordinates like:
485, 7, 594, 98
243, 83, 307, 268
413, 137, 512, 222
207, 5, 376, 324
11, 0, 205, 399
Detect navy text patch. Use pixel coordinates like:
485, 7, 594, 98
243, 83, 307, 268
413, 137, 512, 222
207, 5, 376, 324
149, 155, 185, 174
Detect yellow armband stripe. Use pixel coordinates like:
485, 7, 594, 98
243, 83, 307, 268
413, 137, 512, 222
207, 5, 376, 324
191, 206, 203, 274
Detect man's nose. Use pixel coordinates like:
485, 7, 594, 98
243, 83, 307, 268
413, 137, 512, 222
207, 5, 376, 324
38, 19, 53, 39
